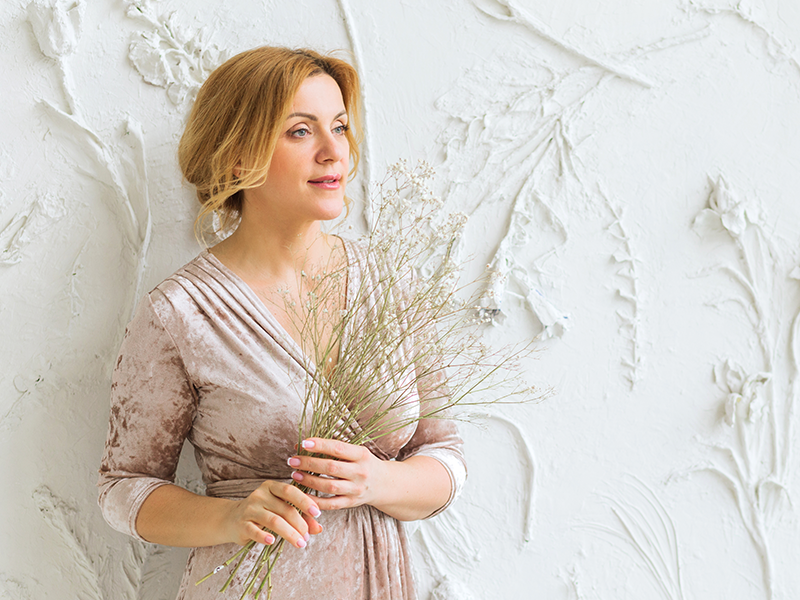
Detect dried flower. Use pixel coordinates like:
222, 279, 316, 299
201, 161, 543, 598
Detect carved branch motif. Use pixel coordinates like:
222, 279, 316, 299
438, 7, 707, 342
681, 1, 800, 76
413, 412, 537, 598
436, 53, 589, 339
602, 191, 644, 389
27, 0, 152, 322
33, 487, 105, 600
471, 0, 653, 86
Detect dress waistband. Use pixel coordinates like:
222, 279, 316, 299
205, 478, 289, 499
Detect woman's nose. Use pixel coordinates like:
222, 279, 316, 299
317, 131, 347, 163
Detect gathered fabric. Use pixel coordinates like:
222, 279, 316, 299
97, 239, 466, 600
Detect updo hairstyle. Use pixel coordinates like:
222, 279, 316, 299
178, 46, 363, 237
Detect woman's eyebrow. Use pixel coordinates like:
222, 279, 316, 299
287, 110, 347, 121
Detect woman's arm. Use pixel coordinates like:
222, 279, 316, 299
287, 437, 452, 521
98, 294, 320, 549
136, 480, 322, 549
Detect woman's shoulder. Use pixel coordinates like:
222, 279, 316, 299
124, 249, 245, 351
147, 251, 204, 294
139, 251, 219, 321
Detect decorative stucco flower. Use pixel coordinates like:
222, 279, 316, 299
693, 175, 750, 238
714, 359, 770, 426
127, 12, 225, 106
27, 0, 84, 59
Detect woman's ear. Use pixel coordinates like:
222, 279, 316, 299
233, 163, 241, 179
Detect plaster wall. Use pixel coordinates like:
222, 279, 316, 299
2, 0, 800, 598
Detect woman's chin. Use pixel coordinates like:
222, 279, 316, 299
316, 198, 346, 221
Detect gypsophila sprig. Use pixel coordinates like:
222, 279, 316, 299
199, 160, 545, 599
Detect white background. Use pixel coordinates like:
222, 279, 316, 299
2, 0, 799, 598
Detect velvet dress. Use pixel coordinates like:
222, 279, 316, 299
97, 239, 467, 600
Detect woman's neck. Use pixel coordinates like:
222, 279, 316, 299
209, 211, 347, 367
210, 216, 337, 288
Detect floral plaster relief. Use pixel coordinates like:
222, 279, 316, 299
4, 1, 800, 599
686, 176, 799, 599
436, 5, 708, 343
27, 0, 83, 59
410, 411, 537, 600
0, 194, 67, 266
0, 576, 31, 600
577, 478, 688, 600
124, 0, 228, 107
28, 0, 154, 320
335, 0, 374, 223
682, 0, 800, 75
603, 190, 644, 389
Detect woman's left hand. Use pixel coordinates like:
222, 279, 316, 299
286, 438, 387, 511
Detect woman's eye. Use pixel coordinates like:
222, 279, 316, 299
290, 128, 310, 138
333, 124, 349, 135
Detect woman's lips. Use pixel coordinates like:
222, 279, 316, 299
308, 174, 342, 190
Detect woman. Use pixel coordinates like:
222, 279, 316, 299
98, 47, 466, 599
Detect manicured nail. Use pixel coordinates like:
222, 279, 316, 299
309, 506, 321, 517
297, 538, 307, 549
265, 533, 275, 545
287, 457, 301, 467
301, 439, 315, 449
303, 532, 310, 542
291, 471, 304, 482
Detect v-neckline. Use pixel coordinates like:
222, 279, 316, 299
201, 237, 354, 379
200, 240, 388, 459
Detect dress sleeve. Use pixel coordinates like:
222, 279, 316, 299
395, 322, 467, 520
97, 293, 198, 540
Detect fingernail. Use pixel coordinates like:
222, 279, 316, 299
287, 457, 301, 467
301, 439, 315, 449
291, 471, 304, 482
303, 532, 310, 542
297, 538, 307, 549
309, 506, 321, 517
265, 533, 275, 545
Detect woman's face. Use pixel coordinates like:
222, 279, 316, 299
244, 74, 350, 227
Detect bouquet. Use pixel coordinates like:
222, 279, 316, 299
198, 160, 543, 598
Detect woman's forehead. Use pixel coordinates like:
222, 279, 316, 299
288, 74, 346, 117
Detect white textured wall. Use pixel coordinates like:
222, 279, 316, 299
2, 0, 800, 598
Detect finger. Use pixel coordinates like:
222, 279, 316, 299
301, 438, 367, 462
289, 455, 356, 480
303, 512, 323, 535
266, 480, 322, 520
291, 470, 356, 498
244, 521, 276, 546
314, 495, 353, 511
253, 510, 309, 549
253, 483, 316, 548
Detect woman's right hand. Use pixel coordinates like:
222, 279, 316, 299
222, 480, 322, 549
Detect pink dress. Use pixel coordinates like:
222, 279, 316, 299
97, 239, 467, 600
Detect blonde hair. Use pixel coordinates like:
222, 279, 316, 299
178, 46, 363, 238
